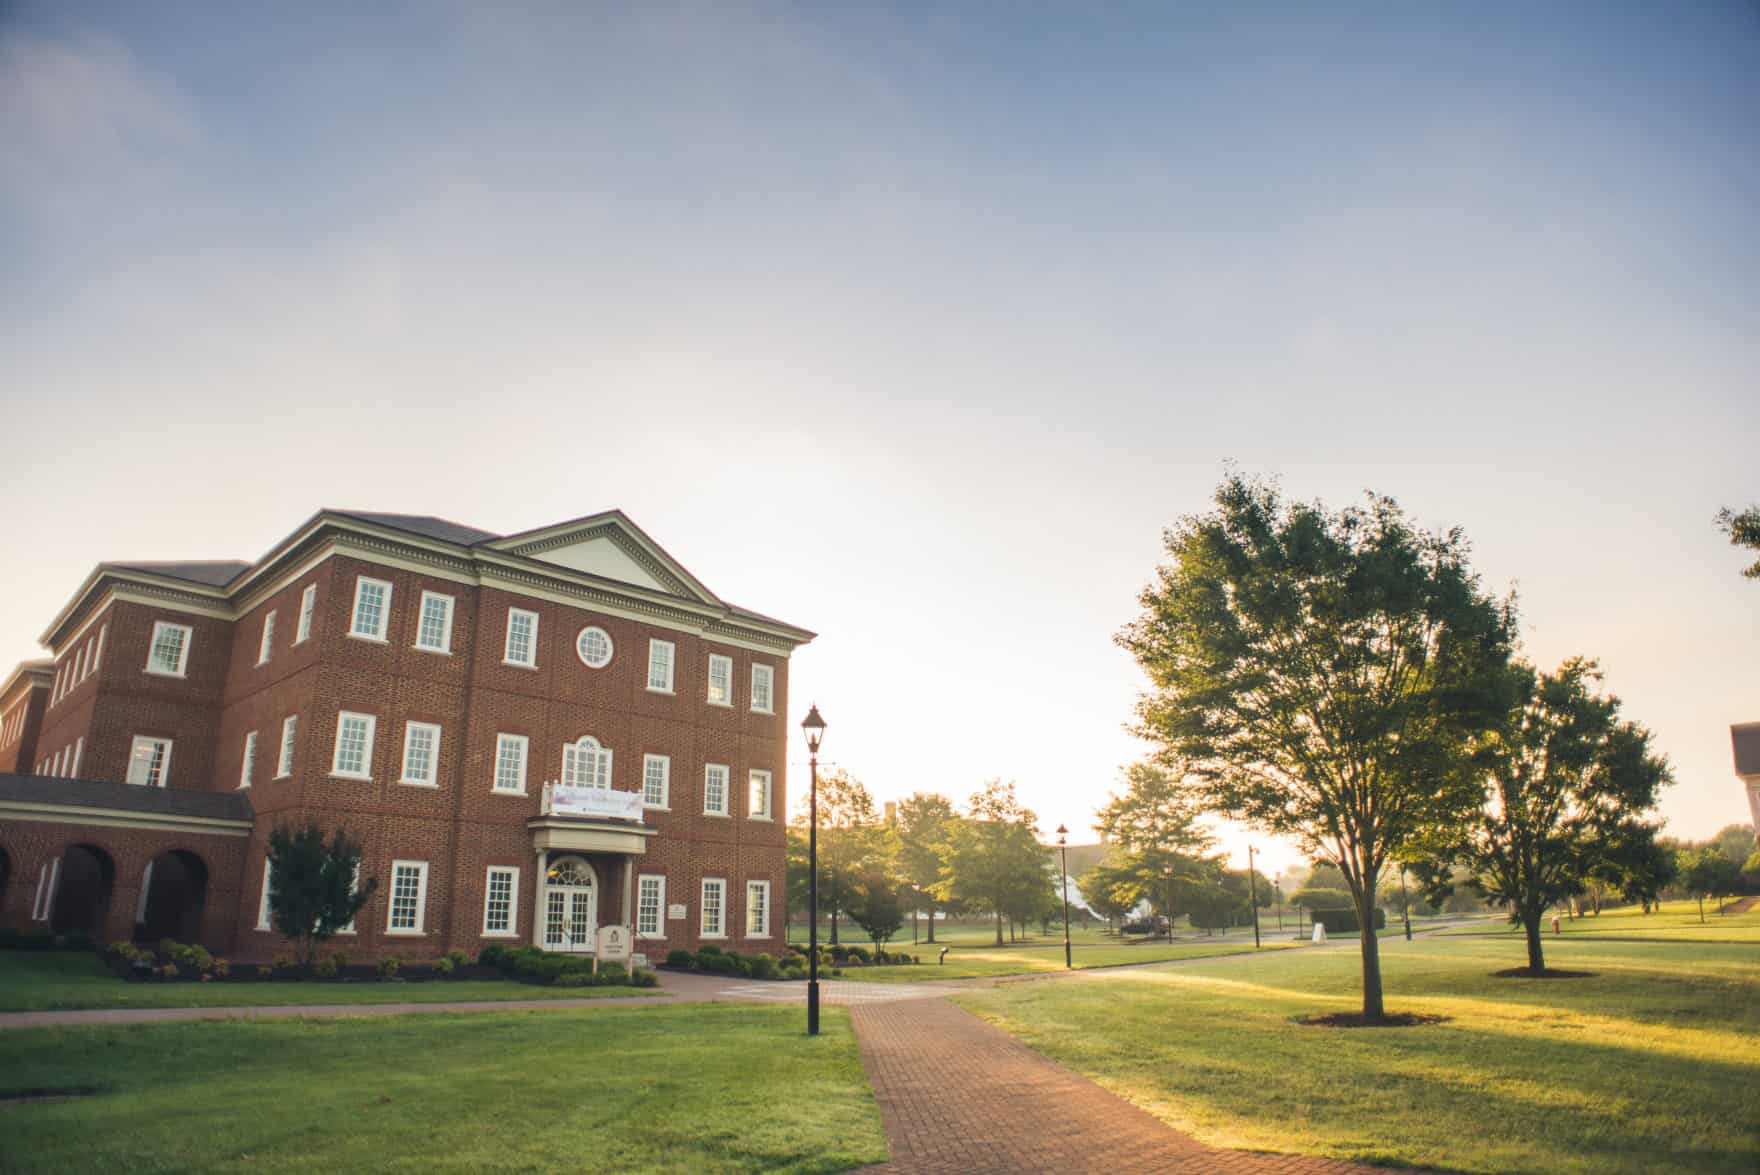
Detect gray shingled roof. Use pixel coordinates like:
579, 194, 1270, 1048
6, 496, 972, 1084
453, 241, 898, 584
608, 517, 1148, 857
0, 774, 254, 822
108, 560, 252, 587
1733, 725, 1760, 778
330, 510, 501, 547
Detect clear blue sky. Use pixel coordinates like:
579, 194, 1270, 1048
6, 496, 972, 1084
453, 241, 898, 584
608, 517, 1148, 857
3, 2, 1756, 872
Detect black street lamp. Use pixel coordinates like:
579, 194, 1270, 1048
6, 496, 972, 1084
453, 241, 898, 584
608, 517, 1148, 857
1274, 874, 1283, 932
1056, 824, 1072, 969
1247, 844, 1262, 949
801, 704, 826, 1036
1399, 863, 1413, 942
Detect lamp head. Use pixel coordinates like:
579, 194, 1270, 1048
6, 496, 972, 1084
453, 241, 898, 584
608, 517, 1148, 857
1055, 823, 1068, 846
800, 704, 826, 754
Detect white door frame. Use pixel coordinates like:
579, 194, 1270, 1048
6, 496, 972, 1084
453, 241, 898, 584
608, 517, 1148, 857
535, 852, 599, 953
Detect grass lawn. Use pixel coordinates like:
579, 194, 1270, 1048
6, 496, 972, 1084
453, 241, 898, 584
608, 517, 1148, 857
0, 1003, 887, 1174
0, 951, 658, 1012
954, 931, 1759, 1174
1440, 899, 1760, 944
838, 937, 1305, 982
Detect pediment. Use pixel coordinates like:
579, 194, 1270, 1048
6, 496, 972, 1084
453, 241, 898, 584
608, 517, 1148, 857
486, 512, 720, 605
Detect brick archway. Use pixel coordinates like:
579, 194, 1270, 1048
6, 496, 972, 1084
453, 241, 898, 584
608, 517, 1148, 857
50, 843, 115, 938
136, 849, 209, 945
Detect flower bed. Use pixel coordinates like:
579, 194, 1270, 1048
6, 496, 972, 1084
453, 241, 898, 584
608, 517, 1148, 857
659, 942, 920, 980
100, 940, 657, 988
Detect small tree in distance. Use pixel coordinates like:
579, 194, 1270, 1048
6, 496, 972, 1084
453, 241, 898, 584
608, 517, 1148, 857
266, 823, 376, 967
848, 871, 905, 949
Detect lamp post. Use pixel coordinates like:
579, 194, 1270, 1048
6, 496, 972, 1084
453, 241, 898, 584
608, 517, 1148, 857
1164, 864, 1175, 942
1399, 863, 1413, 942
1056, 824, 1072, 969
801, 704, 826, 1036
1247, 844, 1262, 949
1274, 874, 1283, 932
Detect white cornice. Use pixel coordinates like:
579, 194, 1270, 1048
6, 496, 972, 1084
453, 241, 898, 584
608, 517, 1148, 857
0, 799, 253, 838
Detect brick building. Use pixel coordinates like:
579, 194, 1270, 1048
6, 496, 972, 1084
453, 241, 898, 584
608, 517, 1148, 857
0, 509, 812, 963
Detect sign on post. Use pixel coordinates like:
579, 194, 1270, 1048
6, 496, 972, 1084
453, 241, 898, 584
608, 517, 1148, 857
595, 924, 632, 975
1311, 921, 1327, 944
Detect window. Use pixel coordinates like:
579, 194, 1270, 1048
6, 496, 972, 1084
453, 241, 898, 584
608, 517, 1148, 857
751, 664, 774, 714
494, 734, 528, 794
331, 711, 376, 779
276, 715, 297, 778
642, 754, 670, 809
256, 861, 275, 930
240, 731, 258, 788
703, 763, 729, 816
748, 769, 772, 820
257, 610, 276, 664
706, 654, 733, 706
647, 639, 675, 693
91, 624, 106, 673
32, 859, 60, 923
400, 721, 441, 786
295, 584, 316, 643
576, 626, 613, 668
350, 576, 392, 641
504, 608, 538, 667
637, 874, 666, 938
72, 645, 86, 687
562, 737, 610, 789
70, 737, 83, 778
415, 591, 454, 653
387, 860, 429, 933
484, 866, 520, 936
747, 880, 771, 938
701, 878, 726, 938
126, 736, 173, 787
50, 747, 62, 776
145, 621, 192, 677
336, 862, 363, 935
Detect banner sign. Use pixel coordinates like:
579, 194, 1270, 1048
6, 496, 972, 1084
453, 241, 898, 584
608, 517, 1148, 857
549, 786, 644, 822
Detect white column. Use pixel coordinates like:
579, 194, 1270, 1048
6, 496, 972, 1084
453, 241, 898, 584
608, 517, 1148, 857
622, 858, 633, 928
533, 848, 548, 948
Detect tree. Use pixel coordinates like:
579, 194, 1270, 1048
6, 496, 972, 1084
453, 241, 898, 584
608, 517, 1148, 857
1679, 847, 1740, 922
1715, 505, 1760, 579
1078, 856, 1148, 932
266, 823, 376, 966
934, 780, 1054, 946
894, 792, 957, 943
794, 768, 882, 944
1423, 658, 1671, 973
1119, 475, 1517, 1018
1091, 761, 1218, 937
847, 871, 905, 948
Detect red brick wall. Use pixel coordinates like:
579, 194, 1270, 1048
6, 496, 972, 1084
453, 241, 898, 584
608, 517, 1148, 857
0, 681, 48, 775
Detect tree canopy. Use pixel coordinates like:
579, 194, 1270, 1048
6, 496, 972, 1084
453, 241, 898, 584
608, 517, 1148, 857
1715, 504, 1760, 579
1119, 475, 1517, 1017
933, 780, 1054, 946
894, 791, 958, 942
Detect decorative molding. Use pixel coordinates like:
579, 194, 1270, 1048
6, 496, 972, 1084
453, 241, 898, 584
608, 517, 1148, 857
0, 800, 253, 838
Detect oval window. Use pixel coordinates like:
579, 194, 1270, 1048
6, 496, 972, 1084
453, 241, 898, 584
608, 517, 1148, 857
576, 626, 613, 668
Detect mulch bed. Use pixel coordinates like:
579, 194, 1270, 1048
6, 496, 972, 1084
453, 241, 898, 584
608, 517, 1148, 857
1294, 1012, 1452, 1028
1490, 967, 1597, 980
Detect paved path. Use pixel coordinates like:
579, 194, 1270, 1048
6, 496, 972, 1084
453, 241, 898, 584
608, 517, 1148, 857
848, 997, 1392, 1175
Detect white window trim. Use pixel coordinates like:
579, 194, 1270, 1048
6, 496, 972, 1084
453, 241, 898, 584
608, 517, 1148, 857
483, 865, 521, 937
336, 862, 363, 935
706, 653, 733, 707
91, 624, 105, 673
348, 576, 393, 643
144, 620, 193, 678
386, 859, 430, 935
399, 720, 442, 787
700, 877, 727, 939
126, 735, 174, 787
646, 639, 675, 694
276, 715, 297, 779
33, 858, 61, 923
641, 753, 671, 810
748, 769, 773, 821
503, 607, 540, 668
256, 860, 275, 931
747, 879, 772, 939
295, 584, 316, 644
69, 737, 84, 779
330, 710, 377, 781
493, 733, 530, 795
240, 730, 258, 789
414, 591, 455, 655
257, 610, 277, 665
703, 763, 730, 817
751, 663, 775, 714
637, 873, 667, 939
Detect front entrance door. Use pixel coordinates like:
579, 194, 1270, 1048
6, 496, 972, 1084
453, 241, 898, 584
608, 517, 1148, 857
543, 857, 596, 952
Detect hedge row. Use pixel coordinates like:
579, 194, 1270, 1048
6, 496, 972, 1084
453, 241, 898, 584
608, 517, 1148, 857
476, 943, 659, 987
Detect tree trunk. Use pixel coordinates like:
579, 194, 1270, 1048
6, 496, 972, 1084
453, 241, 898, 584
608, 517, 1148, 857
1697, 896, 1705, 923
830, 907, 839, 945
1523, 912, 1546, 972
993, 908, 1004, 946
1358, 889, 1385, 1020
925, 904, 936, 944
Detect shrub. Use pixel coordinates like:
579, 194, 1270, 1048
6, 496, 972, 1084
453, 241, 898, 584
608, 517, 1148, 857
630, 968, 659, 988
445, 949, 470, 969
178, 945, 214, 974
829, 966, 843, 977
212, 958, 231, 978
1310, 907, 1387, 934
748, 954, 778, 980
435, 956, 456, 976
845, 946, 871, 965
159, 938, 182, 959
377, 956, 401, 978
697, 944, 722, 956
330, 951, 350, 970
315, 957, 339, 978
0, 927, 56, 950
109, 941, 142, 962
156, 963, 179, 979
702, 953, 739, 976
273, 954, 297, 969
597, 962, 628, 984
57, 931, 97, 952
479, 944, 511, 967
256, 964, 275, 978
534, 956, 569, 984
665, 948, 695, 968
555, 973, 594, 987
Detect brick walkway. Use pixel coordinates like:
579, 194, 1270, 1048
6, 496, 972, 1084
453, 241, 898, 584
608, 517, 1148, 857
848, 998, 1391, 1175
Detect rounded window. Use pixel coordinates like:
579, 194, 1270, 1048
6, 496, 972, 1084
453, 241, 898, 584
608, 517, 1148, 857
576, 626, 614, 668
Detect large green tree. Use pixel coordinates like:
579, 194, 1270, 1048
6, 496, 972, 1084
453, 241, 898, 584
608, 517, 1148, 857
1119, 476, 1517, 1018
934, 780, 1053, 946
893, 792, 957, 943
266, 824, 376, 966
1423, 658, 1671, 972
792, 768, 883, 944
1091, 761, 1218, 935
1715, 505, 1760, 579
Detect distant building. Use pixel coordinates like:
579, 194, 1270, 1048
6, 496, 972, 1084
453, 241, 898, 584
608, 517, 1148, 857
0, 508, 812, 963
1731, 723, 1760, 840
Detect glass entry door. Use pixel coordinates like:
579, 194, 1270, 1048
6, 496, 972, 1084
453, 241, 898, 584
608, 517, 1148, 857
543, 857, 596, 952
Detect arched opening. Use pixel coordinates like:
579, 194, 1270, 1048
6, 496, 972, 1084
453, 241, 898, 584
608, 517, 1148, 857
135, 850, 209, 945
542, 855, 598, 952
50, 844, 115, 938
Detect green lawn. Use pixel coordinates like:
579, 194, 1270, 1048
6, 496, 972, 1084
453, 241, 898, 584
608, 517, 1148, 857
837, 937, 1305, 982
954, 932, 1759, 1174
0, 1004, 887, 1174
0, 951, 658, 1012
1440, 899, 1760, 944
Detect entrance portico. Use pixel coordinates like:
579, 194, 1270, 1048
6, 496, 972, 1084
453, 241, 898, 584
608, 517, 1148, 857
529, 783, 655, 954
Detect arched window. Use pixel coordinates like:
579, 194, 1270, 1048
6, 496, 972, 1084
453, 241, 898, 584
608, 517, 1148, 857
562, 736, 611, 789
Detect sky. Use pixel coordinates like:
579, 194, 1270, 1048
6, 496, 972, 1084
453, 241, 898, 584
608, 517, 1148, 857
3, 1, 1757, 876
